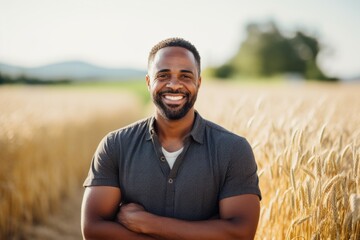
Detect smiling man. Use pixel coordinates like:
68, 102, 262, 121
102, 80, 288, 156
81, 38, 262, 239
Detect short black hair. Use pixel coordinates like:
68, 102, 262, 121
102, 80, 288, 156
148, 37, 201, 75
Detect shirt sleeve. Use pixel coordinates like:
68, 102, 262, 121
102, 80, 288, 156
83, 132, 120, 188
219, 137, 262, 200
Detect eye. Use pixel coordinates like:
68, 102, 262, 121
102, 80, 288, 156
181, 74, 192, 80
156, 73, 170, 80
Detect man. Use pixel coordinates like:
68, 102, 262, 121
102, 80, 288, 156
81, 38, 261, 239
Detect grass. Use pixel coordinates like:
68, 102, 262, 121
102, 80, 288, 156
56, 80, 150, 104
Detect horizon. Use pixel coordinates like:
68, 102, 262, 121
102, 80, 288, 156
0, 59, 147, 71
1, 0, 359, 79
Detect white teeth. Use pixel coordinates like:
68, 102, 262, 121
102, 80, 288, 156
164, 95, 183, 101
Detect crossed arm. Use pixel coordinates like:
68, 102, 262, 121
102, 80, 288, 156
81, 186, 260, 240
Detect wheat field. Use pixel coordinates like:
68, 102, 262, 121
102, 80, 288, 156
196, 82, 360, 239
1, 82, 359, 239
0, 86, 143, 239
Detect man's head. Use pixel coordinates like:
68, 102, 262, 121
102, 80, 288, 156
148, 38, 201, 77
146, 38, 202, 120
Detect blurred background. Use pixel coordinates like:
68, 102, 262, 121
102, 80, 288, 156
1, 0, 359, 239
1, 0, 360, 82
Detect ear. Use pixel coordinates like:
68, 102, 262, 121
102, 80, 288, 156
146, 74, 151, 91
197, 76, 202, 89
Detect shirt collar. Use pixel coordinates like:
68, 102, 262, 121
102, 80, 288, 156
145, 111, 205, 144
190, 111, 205, 144
146, 117, 156, 141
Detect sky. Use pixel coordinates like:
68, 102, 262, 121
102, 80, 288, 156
0, 0, 359, 79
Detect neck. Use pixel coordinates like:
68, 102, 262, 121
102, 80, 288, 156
154, 109, 195, 148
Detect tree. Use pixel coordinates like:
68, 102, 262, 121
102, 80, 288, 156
0, 72, 12, 84
213, 21, 336, 81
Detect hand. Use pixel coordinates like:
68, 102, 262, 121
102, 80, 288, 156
117, 203, 148, 233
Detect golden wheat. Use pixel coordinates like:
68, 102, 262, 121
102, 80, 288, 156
196, 82, 360, 239
0, 86, 142, 239
1, 82, 359, 239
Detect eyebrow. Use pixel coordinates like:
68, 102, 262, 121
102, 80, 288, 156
156, 69, 194, 75
157, 69, 170, 73
180, 70, 194, 75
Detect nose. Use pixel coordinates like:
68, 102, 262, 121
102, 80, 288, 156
166, 76, 183, 90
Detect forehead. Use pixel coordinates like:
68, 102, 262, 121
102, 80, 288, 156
151, 47, 197, 71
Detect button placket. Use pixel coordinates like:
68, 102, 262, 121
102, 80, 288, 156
149, 124, 193, 217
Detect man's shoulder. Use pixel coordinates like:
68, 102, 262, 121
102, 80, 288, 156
107, 117, 151, 140
203, 118, 246, 142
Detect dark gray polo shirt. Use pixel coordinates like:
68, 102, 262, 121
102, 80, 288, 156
84, 112, 261, 221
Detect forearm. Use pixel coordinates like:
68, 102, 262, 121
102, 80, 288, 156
139, 214, 255, 240
117, 196, 260, 239
82, 220, 156, 240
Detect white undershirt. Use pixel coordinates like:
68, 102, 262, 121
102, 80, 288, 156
161, 147, 184, 169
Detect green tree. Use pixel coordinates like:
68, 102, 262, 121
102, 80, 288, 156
213, 21, 336, 81
213, 64, 235, 78
0, 72, 12, 84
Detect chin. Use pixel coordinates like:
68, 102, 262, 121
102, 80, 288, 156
161, 107, 190, 120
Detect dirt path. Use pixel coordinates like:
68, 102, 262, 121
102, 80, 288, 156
23, 188, 84, 240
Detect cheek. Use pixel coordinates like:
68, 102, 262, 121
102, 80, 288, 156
149, 85, 162, 98
151, 81, 168, 93
187, 83, 199, 93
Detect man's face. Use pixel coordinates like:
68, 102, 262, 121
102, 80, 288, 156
146, 47, 201, 120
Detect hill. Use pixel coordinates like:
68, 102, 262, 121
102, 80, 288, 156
0, 61, 146, 81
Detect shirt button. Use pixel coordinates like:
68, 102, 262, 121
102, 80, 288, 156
168, 178, 173, 184
160, 156, 166, 162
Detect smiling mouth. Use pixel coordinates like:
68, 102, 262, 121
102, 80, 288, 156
164, 95, 184, 101
162, 94, 186, 105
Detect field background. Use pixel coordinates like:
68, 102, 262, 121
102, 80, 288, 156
1, 81, 359, 239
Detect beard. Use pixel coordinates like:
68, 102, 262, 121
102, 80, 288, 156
153, 89, 198, 120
